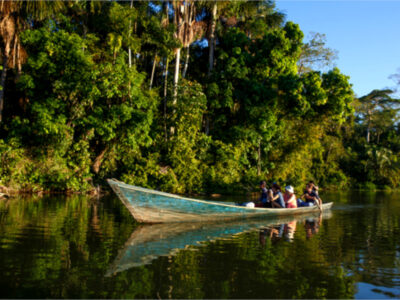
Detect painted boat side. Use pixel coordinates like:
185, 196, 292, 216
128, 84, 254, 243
108, 179, 333, 223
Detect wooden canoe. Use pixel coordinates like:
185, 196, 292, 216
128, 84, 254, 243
107, 179, 333, 223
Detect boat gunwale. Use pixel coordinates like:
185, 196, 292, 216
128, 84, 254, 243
107, 179, 332, 212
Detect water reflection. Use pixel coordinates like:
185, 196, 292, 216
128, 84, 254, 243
107, 211, 331, 276
259, 224, 284, 244
1, 193, 400, 298
305, 215, 322, 239
259, 215, 323, 245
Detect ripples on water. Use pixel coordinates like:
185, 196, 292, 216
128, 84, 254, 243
0, 192, 399, 298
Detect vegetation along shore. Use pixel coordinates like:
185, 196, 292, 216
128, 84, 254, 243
0, 0, 399, 195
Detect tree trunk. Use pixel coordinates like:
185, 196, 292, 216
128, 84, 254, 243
366, 110, 371, 143
149, 53, 157, 90
205, 114, 210, 135
82, 25, 87, 53
12, 36, 17, 68
162, 1, 170, 142
0, 55, 8, 123
128, 0, 133, 68
163, 57, 169, 141
182, 46, 190, 78
173, 48, 181, 104
0, 14, 15, 123
170, 48, 181, 135
163, 1, 169, 25
113, 47, 117, 64
92, 147, 108, 174
133, 21, 137, 66
16, 41, 22, 74
257, 140, 261, 176
326, 143, 333, 162
208, 1, 217, 76
205, 1, 218, 135
128, 48, 132, 68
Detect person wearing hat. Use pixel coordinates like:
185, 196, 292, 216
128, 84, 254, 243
284, 185, 297, 208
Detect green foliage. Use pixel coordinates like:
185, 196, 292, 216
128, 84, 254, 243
340, 89, 400, 189
0, 1, 398, 194
204, 140, 251, 194
166, 80, 208, 193
1, 16, 157, 192
320, 68, 355, 123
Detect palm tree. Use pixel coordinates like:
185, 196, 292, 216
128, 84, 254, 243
232, 0, 284, 37
196, 0, 233, 76
208, 1, 217, 76
0, 1, 22, 123
0, 0, 65, 122
171, 0, 202, 103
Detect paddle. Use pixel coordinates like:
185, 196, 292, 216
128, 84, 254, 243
315, 197, 323, 211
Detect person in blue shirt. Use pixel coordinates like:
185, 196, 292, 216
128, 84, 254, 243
258, 180, 271, 207
269, 183, 285, 208
308, 181, 320, 198
300, 183, 322, 210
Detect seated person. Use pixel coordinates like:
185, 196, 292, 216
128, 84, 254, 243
308, 181, 322, 209
300, 183, 322, 209
256, 180, 271, 208
283, 185, 297, 208
269, 183, 285, 208
308, 181, 320, 197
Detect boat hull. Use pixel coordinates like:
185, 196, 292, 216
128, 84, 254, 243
107, 179, 333, 223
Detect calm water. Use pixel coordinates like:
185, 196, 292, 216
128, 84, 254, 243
0, 191, 400, 299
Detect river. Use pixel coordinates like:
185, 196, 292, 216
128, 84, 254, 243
0, 191, 399, 298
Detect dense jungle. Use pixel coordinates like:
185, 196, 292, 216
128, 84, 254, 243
0, 0, 400, 195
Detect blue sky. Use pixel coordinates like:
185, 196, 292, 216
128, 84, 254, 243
276, 0, 400, 97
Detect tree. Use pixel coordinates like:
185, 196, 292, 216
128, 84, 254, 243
205, 21, 304, 179
14, 21, 157, 189
357, 89, 400, 143
171, 0, 202, 103
207, 0, 218, 76
298, 32, 338, 74
0, 0, 65, 123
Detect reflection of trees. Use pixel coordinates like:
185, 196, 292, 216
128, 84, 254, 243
133, 223, 355, 299
0, 195, 137, 298
0, 192, 399, 298
337, 192, 400, 288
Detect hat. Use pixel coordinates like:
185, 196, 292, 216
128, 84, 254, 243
285, 185, 294, 193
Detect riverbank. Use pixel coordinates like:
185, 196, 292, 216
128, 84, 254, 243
0, 184, 103, 198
